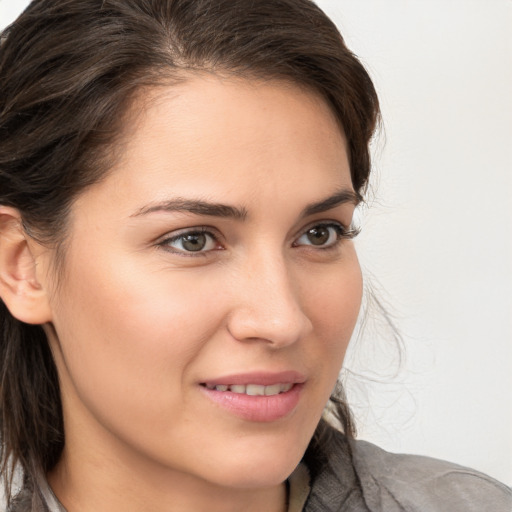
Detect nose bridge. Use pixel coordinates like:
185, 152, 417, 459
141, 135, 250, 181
227, 244, 312, 346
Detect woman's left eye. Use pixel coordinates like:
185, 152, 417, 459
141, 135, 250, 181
294, 223, 346, 248
159, 229, 219, 254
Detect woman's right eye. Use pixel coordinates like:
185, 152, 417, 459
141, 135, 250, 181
159, 229, 220, 255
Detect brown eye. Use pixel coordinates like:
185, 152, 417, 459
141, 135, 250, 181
181, 233, 207, 251
162, 230, 218, 254
295, 224, 343, 248
306, 226, 330, 245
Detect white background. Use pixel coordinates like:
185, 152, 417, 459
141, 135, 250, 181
1, 0, 511, 486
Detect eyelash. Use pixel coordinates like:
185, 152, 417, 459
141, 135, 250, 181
157, 222, 359, 256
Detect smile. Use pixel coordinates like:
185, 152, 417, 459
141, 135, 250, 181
202, 383, 293, 396
200, 379, 303, 422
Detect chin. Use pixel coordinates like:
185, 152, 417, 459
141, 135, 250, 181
196, 432, 310, 489
211, 459, 302, 490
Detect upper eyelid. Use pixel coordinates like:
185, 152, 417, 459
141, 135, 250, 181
158, 220, 347, 238
158, 226, 221, 243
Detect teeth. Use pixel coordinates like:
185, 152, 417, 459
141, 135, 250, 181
246, 384, 265, 396
206, 383, 294, 395
264, 384, 281, 396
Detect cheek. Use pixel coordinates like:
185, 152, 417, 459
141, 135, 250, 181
300, 251, 363, 395
49, 252, 225, 429
305, 252, 362, 346
55, 249, 220, 344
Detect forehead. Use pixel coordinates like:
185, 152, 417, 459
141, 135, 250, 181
128, 75, 345, 149
73, 75, 352, 219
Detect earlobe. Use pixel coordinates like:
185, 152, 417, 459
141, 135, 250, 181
0, 207, 53, 325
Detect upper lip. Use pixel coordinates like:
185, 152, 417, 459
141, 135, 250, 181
200, 371, 306, 386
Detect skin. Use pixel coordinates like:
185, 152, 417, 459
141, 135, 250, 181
32, 76, 363, 512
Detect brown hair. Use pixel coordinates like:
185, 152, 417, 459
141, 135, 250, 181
0, 0, 380, 504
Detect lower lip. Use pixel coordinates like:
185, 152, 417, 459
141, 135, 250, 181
200, 384, 303, 422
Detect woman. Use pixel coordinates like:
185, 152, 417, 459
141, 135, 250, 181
0, 1, 510, 511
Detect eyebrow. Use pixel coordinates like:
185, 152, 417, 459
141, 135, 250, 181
301, 188, 361, 217
132, 198, 248, 220
131, 188, 360, 221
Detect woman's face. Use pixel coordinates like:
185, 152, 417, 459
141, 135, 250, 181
43, 76, 362, 492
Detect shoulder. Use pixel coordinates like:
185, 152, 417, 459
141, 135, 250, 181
348, 435, 512, 512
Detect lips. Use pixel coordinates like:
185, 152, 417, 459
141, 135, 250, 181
199, 371, 305, 422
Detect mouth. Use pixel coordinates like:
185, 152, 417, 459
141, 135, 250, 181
200, 382, 293, 396
199, 373, 304, 422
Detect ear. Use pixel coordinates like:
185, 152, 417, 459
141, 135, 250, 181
0, 206, 53, 324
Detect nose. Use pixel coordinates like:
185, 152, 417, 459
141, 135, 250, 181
226, 250, 313, 348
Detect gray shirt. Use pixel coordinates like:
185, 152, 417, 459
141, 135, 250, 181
299, 429, 512, 511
